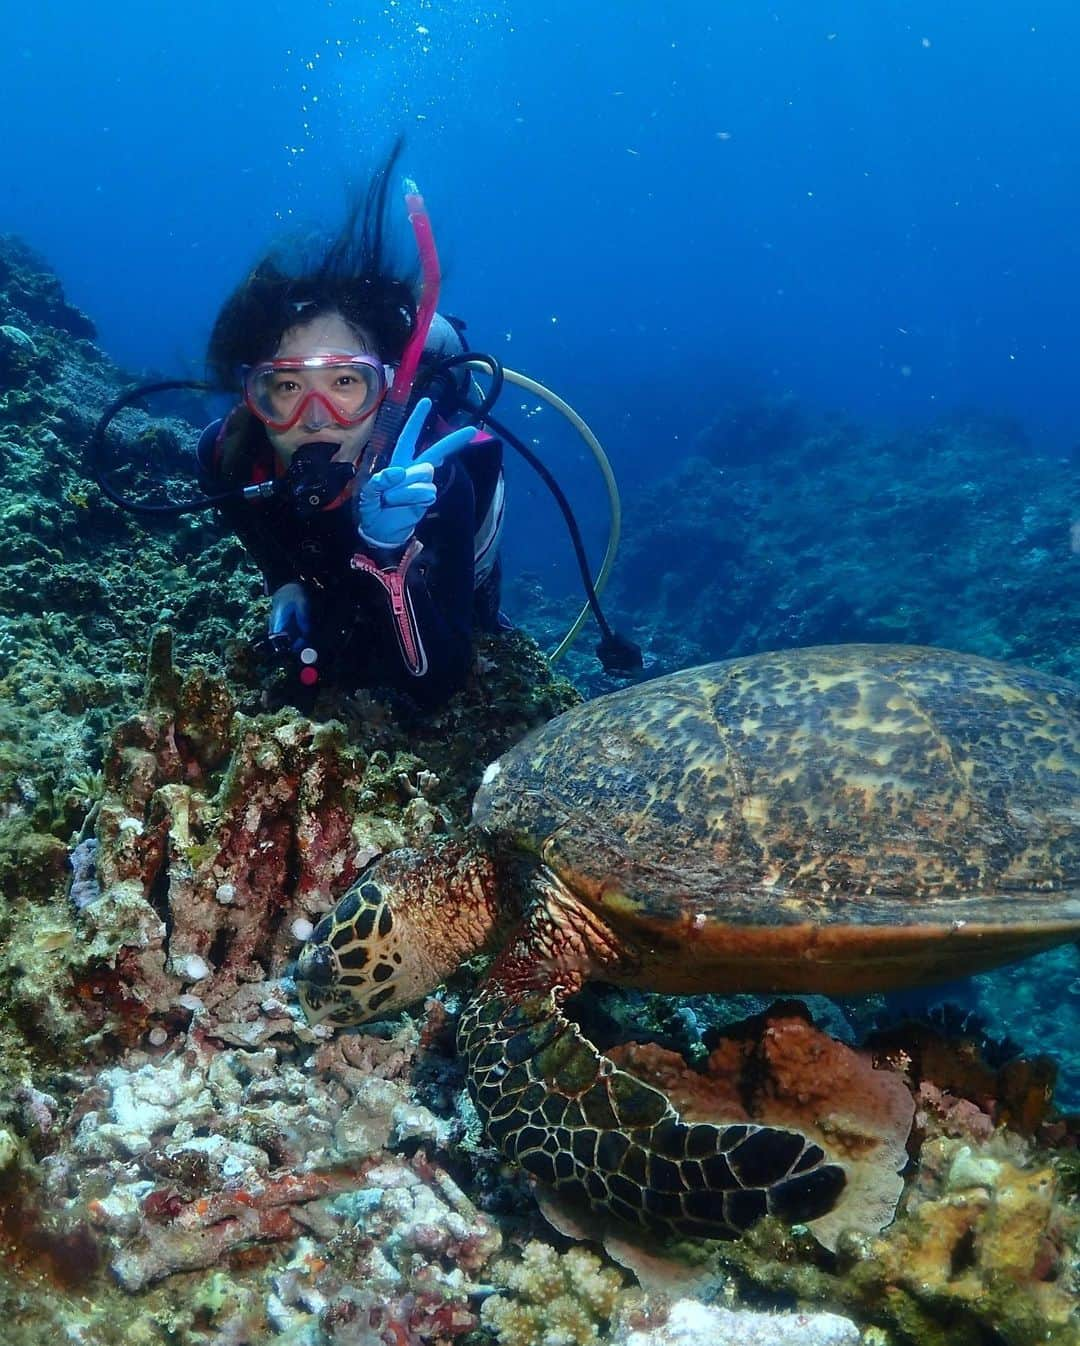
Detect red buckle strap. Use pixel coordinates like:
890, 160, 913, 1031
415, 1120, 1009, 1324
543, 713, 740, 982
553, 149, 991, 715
349, 539, 427, 676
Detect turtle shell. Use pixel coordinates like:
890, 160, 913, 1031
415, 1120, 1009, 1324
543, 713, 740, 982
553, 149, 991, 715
472, 645, 1080, 995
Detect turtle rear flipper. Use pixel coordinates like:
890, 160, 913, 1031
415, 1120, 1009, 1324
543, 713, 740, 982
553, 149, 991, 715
459, 984, 846, 1240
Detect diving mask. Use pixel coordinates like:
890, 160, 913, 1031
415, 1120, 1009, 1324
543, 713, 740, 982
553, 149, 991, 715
242, 353, 389, 432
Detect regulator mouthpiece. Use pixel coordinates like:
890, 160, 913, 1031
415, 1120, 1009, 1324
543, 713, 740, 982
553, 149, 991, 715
283, 442, 355, 517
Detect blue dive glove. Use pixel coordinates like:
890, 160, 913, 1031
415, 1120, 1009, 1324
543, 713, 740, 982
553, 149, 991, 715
268, 581, 311, 653
356, 398, 477, 550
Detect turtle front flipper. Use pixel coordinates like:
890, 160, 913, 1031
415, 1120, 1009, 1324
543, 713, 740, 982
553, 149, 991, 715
459, 982, 846, 1240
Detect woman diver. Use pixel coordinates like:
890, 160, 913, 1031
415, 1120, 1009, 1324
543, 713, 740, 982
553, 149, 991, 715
195, 143, 505, 709
89, 147, 639, 695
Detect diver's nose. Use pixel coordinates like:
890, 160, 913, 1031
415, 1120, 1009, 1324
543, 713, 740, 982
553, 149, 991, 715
299, 394, 333, 431
297, 942, 335, 987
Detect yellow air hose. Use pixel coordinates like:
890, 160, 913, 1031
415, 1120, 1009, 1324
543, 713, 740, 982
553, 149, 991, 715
493, 366, 622, 662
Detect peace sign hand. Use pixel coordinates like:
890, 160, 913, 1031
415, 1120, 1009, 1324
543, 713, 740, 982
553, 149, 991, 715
356, 398, 477, 550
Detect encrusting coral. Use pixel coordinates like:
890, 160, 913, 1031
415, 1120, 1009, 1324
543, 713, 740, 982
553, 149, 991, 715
866, 1136, 1076, 1325
0, 1011, 504, 1341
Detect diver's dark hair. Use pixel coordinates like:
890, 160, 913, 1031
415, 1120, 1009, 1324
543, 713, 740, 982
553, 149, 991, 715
206, 138, 417, 390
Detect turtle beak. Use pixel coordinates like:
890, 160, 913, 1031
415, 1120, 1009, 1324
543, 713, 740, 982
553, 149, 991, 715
297, 942, 335, 988
295, 942, 346, 1024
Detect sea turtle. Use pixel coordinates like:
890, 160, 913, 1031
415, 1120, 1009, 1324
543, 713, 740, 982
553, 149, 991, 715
296, 644, 1080, 1240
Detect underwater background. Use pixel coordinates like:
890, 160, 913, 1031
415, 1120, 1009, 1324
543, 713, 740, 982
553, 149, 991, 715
9, 0, 1080, 585
1, 2, 1079, 1344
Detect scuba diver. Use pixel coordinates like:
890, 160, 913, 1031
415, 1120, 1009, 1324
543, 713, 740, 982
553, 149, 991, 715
89, 142, 640, 710
197, 146, 505, 709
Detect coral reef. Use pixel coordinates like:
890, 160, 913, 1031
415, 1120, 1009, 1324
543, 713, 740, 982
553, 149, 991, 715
479, 1239, 865, 1346
0, 1012, 503, 1344
2, 237, 1079, 1346
597, 402, 1080, 686
481, 1238, 633, 1343
0, 234, 258, 834
696, 1032, 1080, 1346
614, 1301, 862, 1346
0, 611, 576, 1083
862, 1135, 1077, 1335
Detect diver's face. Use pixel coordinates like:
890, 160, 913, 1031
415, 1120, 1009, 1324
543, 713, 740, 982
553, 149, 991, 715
265, 312, 382, 472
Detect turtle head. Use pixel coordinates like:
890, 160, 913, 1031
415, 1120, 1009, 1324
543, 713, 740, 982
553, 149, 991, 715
295, 843, 500, 1028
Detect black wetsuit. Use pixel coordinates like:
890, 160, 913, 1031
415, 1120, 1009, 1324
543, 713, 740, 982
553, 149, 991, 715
197, 409, 504, 707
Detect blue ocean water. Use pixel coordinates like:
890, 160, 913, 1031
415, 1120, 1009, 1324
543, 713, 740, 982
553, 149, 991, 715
5, 0, 1080, 587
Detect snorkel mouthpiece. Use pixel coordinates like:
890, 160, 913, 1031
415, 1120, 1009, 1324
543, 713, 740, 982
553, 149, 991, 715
362, 177, 442, 480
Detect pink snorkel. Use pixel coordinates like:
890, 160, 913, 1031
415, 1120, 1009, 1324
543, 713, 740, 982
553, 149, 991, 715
345, 178, 443, 682
363, 177, 442, 476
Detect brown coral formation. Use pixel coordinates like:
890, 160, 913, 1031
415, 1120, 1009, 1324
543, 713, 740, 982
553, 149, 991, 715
70, 626, 574, 1055
83, 627, 375, 1046
872, 1017, 1061, 1138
